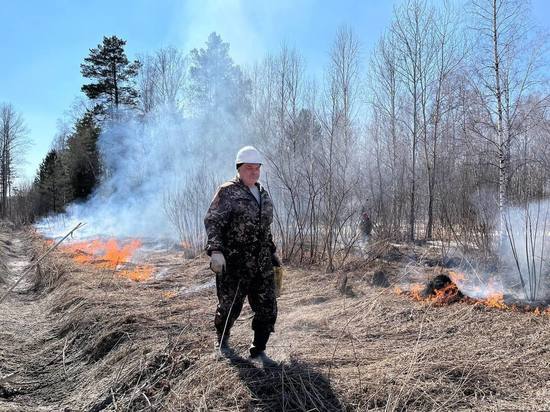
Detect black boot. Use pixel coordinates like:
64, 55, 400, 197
214, 330, 231, 359
249, 328, 270, 358
249, 329, 278, 367
215, 333, 229, 349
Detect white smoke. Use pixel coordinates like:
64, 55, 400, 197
500, 200, 550, 302
453, 195, 550, 304
36, 106, 246, 245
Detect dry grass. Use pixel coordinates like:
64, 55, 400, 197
0, 221, 17, 284
0, 228, 549, 411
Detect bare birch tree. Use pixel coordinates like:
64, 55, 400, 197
468, 0, 549, 242
421, 1, 465, 239
368, 31, 408, 238
250, 47, 325, 264
319, 26, 361, 272
0, 103, 29, 218
391, 0, 436, 241
137, 47, 188, 114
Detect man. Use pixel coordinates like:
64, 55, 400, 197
204, 146, 280, 363
360, 206, 373, 240
358, 205, 373, 258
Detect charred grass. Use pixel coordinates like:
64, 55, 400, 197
0, 230, 549, 411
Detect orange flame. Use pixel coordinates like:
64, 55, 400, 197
404, 281, 461, 306
448, 270, 467, 286
410, 283, 424, 300
432, 283, 461, 305
484, 293, 506, 309
397, 270, 549, 315
118, 265, 154, 282
62, 238, 153, 281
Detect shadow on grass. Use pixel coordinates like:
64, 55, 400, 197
223, 348, 345, 411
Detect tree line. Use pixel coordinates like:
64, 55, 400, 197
5, 0, 550, 275
4, 36, 138, 224
251, 0, 549, 271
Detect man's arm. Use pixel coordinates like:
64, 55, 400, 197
267, 230, 282, 266
204, 186, 232, 256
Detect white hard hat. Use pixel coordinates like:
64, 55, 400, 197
235, 146, 263, 167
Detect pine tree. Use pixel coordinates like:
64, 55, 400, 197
188, 32, 251, 119
81, 36, 141, 110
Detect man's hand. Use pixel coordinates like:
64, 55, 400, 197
210, 252, 226, 273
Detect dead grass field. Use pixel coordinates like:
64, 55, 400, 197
0, 226, 549, 411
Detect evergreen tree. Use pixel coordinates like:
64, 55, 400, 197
188, 32, 251, 119
81, 36, 141, 110
35, 150, 68, 215
65, 109, 101, 200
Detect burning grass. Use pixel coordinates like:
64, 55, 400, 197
61, 238, 154, 281
1, 229, 549, 411
396, 271, 550, 315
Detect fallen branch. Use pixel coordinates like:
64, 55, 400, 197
0, 222, 85, 303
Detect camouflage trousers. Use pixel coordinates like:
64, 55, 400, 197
214, 269, 278, 337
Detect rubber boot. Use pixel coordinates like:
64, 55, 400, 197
249, 329, 270, 357
249, 329, 278, 367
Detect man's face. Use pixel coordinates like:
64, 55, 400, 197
238, 163, 261, 187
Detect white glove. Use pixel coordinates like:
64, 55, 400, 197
210, 252, 226, 273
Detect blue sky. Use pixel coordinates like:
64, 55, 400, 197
1, 0, 549, 184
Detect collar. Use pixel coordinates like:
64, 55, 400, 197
233, 176, 263, 192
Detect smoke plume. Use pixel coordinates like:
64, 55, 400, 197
37, 106, 246, 246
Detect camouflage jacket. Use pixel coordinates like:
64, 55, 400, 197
204, 177, 276, 276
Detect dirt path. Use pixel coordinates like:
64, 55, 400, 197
0, 230, 55, 411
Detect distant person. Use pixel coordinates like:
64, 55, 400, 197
359, 206, 372, 244
360, 206, 373, 240
204, 146, 281, 365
